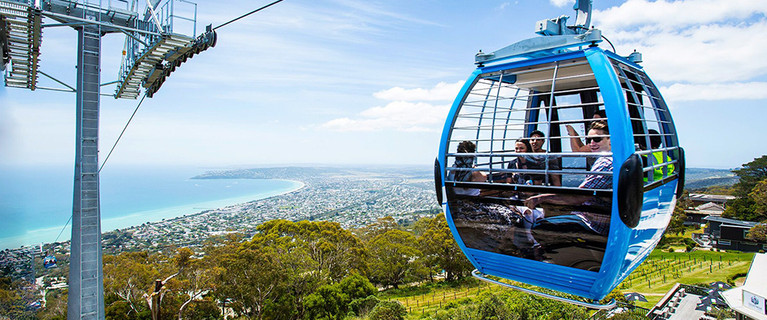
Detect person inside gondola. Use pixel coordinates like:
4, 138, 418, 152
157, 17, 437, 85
506, 138, 533, 185
523, 121, 612, 236
642, 129, 675, 183
528, 130, 562, 186
449, 140, 487, 196
564, 110, 606, 154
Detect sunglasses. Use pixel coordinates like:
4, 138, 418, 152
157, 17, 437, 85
586, 136, 605, 144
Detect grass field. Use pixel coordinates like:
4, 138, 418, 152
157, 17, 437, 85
377, 278, 490, 318
618, 250, 754, 309
377, 250, 755, 318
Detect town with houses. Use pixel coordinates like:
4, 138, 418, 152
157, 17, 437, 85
2, 167, 441, 286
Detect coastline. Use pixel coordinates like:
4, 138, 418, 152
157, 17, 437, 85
0, 179, 305, 250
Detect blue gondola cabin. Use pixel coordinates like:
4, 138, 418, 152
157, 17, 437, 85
435, 46, 684, 301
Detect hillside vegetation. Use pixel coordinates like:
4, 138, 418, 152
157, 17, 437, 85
16, 213, 753, 320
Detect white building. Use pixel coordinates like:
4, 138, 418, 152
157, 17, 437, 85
721, 253, 767, 320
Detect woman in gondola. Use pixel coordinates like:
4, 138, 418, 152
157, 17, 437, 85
449, 140, 487, 196
507, 138, 534, 185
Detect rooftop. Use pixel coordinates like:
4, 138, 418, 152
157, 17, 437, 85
721, 253, 767, 320
703, 216, 759, 228
688, 194, 736, 203
695, 202, 725, 212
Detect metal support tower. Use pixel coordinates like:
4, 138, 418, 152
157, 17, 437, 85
68, 23, 104, 320
1, 1, 212, 318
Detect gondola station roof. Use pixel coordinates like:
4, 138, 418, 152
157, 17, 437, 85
721, 253, 767, 320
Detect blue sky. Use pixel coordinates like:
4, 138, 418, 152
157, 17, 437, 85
1, 0, 766, 170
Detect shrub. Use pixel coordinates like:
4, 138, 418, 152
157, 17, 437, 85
368, 301, 406, 320
349, 295, 379, 317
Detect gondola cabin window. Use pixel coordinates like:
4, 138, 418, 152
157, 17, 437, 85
611, 60, 680, 187
445, 57, 611, 192
444, 57, 614, 271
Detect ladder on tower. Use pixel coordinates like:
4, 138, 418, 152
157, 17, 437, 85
0, 0, 41, 89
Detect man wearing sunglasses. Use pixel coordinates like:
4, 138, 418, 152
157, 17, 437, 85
523, 120, 612, 236
579, 121, 612, 189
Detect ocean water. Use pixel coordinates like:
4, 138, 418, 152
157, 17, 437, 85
0, 165, 303, 250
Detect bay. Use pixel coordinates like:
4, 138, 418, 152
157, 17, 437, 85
0, 165, 303, 250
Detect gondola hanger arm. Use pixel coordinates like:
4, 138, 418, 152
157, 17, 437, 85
475, 0, 602, 65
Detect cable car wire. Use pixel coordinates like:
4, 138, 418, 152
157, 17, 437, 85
48, 92, 147, 244
54, 215, 72, 243
45, 0, 284, 248
101, 0, 286, 173
213, 0, 284, 31
99, 92, 148, 174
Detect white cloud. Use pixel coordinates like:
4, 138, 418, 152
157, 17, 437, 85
321, 81, 463, 132
661, 82, 767, 103
550, 0, 573, 8
594, 0, 767, 31
373, 81, 463, 101
591, 0, 767, 102
321, 101, 449, 132
631, 21, 767, 84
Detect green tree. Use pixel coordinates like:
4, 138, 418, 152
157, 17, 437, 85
36, 289, 67, 320
248, 220, 367, 318
418, 214, 473, 281
303, 284, 345, 320
252, 220, 367, 281
356, 216, 400, 241
349, 295, 379, 317
667, 191, 691, 236
337, 273, 376, 302
368, 301, 406, 320
367, 229, 422, 289
103, 251, 161, 318
750, 179, 767, 214
303, 273, 376, 319
503, 290, 588, 320
746, 223, 767, 243
215, 246, 285, 320
180, 298, 221, 320
732, 156, 767, 195
474, 292, 513, 319
166, 248, 220, 320
724, 156, 767, 221
0, 277, 34, 319
411, 215, 434, 237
